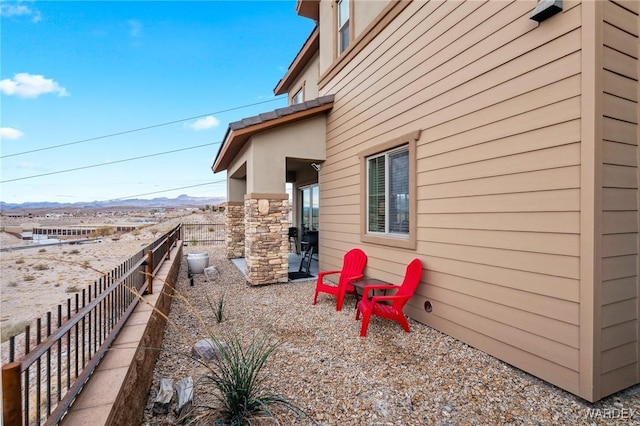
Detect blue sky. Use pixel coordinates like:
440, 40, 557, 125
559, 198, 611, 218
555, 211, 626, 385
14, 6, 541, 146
0, 0, 315, 204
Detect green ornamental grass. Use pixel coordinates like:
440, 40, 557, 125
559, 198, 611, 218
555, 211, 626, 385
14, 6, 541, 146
194, 333, 309, 425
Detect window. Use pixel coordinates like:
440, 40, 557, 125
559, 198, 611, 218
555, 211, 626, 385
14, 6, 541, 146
292, 88, 303, 105
367, 146, 409, 236
359, 130, 420, 249
337, 0, 350, 54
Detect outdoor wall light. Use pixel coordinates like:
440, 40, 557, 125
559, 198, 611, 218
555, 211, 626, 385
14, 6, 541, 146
530, 0, 562, 22
424, 301, 432, 313
311, 162, 321, 172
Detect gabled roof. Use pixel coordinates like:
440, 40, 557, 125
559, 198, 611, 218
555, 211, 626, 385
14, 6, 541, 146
273, 26, 319, 96
212, 95, 334, 173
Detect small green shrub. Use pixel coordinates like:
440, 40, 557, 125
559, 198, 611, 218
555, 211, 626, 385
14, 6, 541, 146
23, 275, 35, 282
195, 333, 308, 425
15, 258, 25, 264
66, 285, 80, 293
38, 248, 46, 253
34, 264, 49, 271
69, 249, 80, 255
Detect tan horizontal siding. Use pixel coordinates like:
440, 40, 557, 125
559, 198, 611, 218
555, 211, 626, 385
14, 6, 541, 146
603, 46, 638, 79
603, 188, 639, 210
604, 140, 638, 166
603, 22, 638, 58
415, 241, 579, 279
420, 228, 579, 256
604, 70, 638, 102
602, 277, 638, 305
418, 143, 581, 185
419, 211, 580, 233
603, 116, 638, 144
406, 303, 580, 394
601, 364, 638, 398
419, 189, 579, 214
602, 164, 639, 188
420, 119, 580, 169
417, 255, 580, 302
419, 166, 580, 199
603, 211, 639, 234
423, 288, 579, 368
605, 1, 639, 35
602, 342, 637, 373
425, 271, 580, 329
602, 320, 638, 351
602, 299, 638, 328
602, 233, 639, 257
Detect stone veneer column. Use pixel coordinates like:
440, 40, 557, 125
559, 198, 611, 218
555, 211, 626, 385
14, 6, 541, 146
244, 193, 289, 285
225, 202, 245, 259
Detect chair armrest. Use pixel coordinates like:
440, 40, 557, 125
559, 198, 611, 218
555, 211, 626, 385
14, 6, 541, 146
317, 270, 341, 282
370, 295, 404, 304
362, 284, 398, 299
345, 274, 364, 284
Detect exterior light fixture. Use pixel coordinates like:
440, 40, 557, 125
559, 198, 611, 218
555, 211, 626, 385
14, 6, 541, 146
311, 162, 321, 172
530, 0, 562, 22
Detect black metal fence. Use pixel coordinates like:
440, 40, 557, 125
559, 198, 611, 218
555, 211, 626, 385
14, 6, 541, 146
1, 225, 182, 425
181, 222, 225, 246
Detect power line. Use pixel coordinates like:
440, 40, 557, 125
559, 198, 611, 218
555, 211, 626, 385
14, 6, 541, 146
0, 97, 285, 159
110, 179, 227, 201
0, 141, 221, 184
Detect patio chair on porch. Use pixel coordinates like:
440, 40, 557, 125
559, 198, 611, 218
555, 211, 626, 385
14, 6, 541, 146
355, 258, 423, 337
312, 248, 367, 311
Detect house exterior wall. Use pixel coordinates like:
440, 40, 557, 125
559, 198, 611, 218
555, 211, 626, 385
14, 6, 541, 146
598, 0, 639, 399
289, 52, 320, 103
314, 0, 638, 401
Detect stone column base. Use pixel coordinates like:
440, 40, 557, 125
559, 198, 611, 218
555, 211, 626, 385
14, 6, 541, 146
225, 202, 244, 259
244, 193, 289, 285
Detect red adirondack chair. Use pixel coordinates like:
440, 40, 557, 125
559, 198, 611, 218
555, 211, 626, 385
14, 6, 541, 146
312, 248, 367, 311
355, 258, 423, 337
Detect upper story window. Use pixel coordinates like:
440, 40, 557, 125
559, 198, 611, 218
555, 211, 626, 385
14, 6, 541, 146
359, 130, 420, 250
337, 0, 350, 54
292, 88, 303, 105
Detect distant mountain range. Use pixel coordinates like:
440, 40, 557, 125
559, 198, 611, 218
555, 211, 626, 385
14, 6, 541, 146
0, 194, 226, 212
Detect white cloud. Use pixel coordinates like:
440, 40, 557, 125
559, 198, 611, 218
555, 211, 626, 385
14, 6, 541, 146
128, 19, 142, 37
0, 1, 42, 23
187, 116, 220, 131
0, 127, 25, 140
0, 73, 69, 98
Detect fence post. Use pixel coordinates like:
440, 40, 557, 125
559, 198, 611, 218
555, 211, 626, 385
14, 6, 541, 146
2, 361, 22, 425
145, 251, 153, 295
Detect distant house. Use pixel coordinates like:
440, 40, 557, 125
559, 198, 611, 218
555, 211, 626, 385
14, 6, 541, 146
212, 0, 639, 402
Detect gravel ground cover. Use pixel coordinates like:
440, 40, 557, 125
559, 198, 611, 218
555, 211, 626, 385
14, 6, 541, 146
144, 245, 640, 425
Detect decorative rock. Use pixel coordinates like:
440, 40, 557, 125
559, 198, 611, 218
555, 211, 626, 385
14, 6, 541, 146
152, 378, 173, 415
176, 376, 194, 419
191, 338, 226, 361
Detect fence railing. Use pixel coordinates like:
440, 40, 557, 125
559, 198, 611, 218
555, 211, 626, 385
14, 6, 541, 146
181, 222, 225, 246
2, 224, 182, 425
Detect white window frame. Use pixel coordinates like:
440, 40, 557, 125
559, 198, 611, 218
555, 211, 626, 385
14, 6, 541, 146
337, 0, 350, 55
366, 146, 410, 238
291, 88, 303, 105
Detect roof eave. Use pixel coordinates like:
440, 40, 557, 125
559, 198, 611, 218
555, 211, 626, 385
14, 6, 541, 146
274, 27, 319, 96
212, 96, 334, 173
296, 0, 319, 21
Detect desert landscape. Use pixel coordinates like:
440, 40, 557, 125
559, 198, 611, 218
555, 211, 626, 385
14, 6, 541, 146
0, 209, 217, 362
